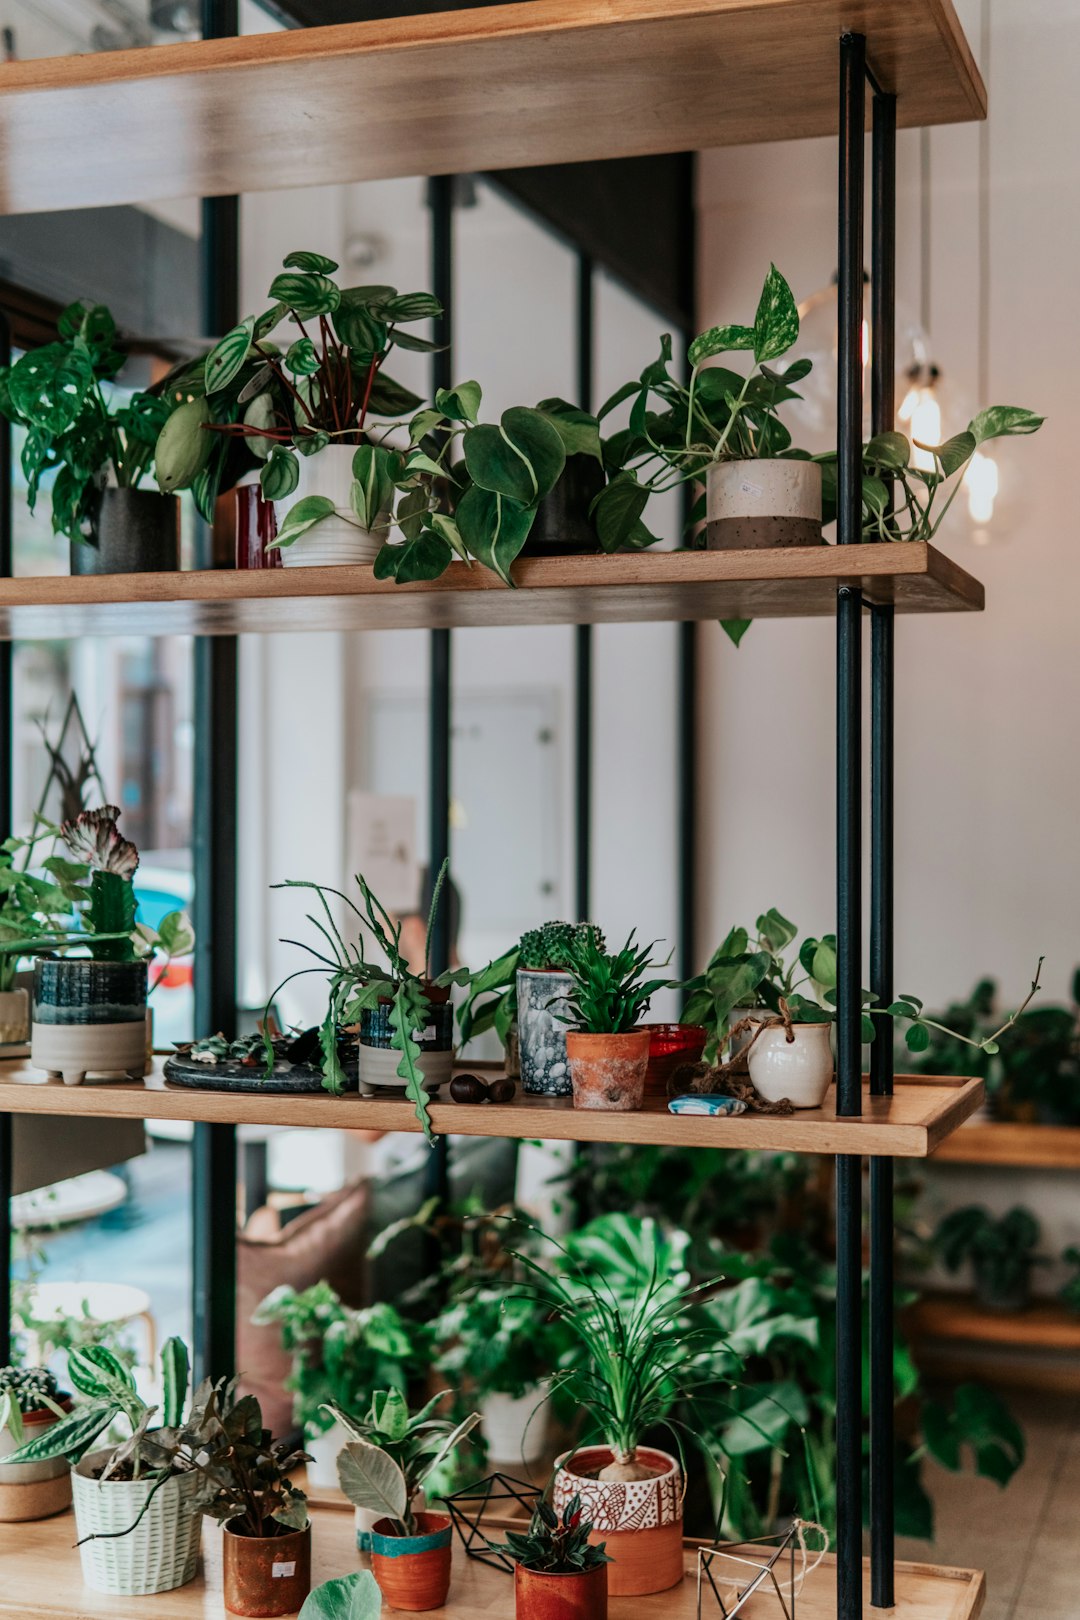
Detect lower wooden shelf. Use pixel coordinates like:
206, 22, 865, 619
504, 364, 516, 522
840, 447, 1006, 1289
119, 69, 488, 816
911, 1292, 1080, 1353
933, 1120, 1080, 1168
0, 1061, 984, 1158
0, 1503, 986, 1618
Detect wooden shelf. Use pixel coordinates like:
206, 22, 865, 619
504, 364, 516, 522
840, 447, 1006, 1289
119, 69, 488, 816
0, 0, 984, 218
0, 1061, 983, 1158
0, 1502, 986, 1618
0, 545, 983, 639
912, 1292, 1080, 1353
933, 1119, 1080, 1168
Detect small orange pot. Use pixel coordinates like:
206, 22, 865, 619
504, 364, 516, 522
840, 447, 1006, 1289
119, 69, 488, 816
566, 1030, 650, 1112
222, 1521, 311, 1617
371, 1511, 453, 1611
515, 1560, 608, 1620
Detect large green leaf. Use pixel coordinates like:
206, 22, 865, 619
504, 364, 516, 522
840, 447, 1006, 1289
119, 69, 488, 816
374, 530, 453, 583
334, 300, 388, 359
243, 392, 277, 458
969, 405, 1044, 444
154, 397, 213, 493
752, 263, 800, 363
269, 273, 341, 318
0, 1401, 114, 1466
9, 343, 93, 436
286, 338, 320, 376
298, 1572, 382, 1620
272, 494, 336, 548
370, 1387, 409, 1441
283, 250, 340, 274
721, 618, 752, 647
590, 472, 648, 552
921, 431, 975, 478
382, 292, 442, 322
537, 397, 603, 462
435, 380, 481, 424
351, 444, 396, 530
864, 431, 910, 471
336, 1440, 408, 1521
366, 372, 423, 418
464, 408, 565, 505
456, 484, 534, 585
260, 445, 300, 501
205, 316, 255, 396
688, 323, 755, 368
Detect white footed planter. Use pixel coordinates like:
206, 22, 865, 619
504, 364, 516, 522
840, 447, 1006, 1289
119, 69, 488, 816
31, 959, 148, 1085
747, 1022, 834, 1109
72, 1450, 201, 1596
305, 1421, 346, 1490
275, 445, 383, 567
480, 1384, 550, 1464
0, 987, 28, 1047
706, 458, 822, 550
356, 1044, 453, 1097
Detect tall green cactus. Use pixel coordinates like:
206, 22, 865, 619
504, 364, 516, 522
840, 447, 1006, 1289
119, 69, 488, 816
85, 869, 137, 961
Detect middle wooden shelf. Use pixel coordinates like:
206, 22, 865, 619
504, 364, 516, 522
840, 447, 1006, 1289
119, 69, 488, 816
0, 1061, 983, 1157
0, 542, 983, 639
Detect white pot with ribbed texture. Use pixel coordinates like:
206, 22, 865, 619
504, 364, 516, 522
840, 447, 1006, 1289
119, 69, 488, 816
706, 458, 822, 549
274, 445, 383, 567
72, 1451, 201, 1596
747, 1022, 834, 1109
356, 1043, 454, 1097
305, 1421, 346, 1490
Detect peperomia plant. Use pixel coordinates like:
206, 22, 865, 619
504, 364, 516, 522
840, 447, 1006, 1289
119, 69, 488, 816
0, 301, 170, 543
264, 858, 468, 1137
331, 1388, 480, 1536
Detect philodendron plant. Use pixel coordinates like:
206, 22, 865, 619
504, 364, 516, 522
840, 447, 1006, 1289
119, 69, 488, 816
330, 1388, 480, 1536
153, 252, 434, 529
264, 857, 468, 1137
0, 301, 171, 542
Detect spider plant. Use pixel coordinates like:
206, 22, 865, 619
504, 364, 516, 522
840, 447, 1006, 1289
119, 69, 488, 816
263, 858, 468, 1139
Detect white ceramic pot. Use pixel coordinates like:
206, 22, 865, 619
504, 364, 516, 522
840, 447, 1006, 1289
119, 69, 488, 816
31, 1021, 147, 1085
274, 444, 383, 567
356, 1043, 454, 1097
72, 1449, 201, 1596
0, 988, 28, 1046
480, 1384, 550, 1464
706, 458, 822, 549
0, 1403, 72, 1521
305, 1421, 346, 1490
355, 1489, 425, 1553
747, 1022, 834, 1108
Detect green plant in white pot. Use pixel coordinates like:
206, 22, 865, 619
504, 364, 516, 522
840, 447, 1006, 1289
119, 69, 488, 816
0, 1365, 73, 1522
434, 1285, 564, 1468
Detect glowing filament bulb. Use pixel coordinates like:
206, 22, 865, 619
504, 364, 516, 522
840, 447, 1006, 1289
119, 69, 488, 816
965, 450, 999, 539
897, 384, 942, 472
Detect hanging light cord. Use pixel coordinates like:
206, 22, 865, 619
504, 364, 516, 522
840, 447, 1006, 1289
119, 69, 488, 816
977, 0, 991, 404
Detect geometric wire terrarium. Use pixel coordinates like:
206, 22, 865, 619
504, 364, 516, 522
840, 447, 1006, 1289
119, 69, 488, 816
697, 1521, 829, 1619
443, 1473, 542, 1574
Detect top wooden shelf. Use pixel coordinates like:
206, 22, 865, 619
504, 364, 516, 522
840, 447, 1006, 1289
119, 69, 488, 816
0, 544, 982, 638
0, 0, 985, 217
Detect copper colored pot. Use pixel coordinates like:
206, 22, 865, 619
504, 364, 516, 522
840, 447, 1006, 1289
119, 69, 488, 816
371, 1511, 453, 1611
566, 1030, 650, 1112
222, 1522, 311, 1617
515, 1560, 608, 1620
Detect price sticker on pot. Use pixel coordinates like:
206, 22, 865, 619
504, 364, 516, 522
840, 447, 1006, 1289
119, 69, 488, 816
739, 478, 764, 499
417, 1025, 437, 1042
272, 1562, 297, 1579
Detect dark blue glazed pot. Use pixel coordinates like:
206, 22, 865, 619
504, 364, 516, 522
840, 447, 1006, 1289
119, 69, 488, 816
31, 959, 148, 1087
359, 999, 454, 1052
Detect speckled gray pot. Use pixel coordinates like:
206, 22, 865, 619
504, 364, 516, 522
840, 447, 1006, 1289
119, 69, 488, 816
517, 968, 573, 1096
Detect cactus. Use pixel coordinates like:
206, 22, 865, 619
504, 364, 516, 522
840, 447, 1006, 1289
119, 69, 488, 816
0, 1365, 59, 1414
519, 920, 606, 972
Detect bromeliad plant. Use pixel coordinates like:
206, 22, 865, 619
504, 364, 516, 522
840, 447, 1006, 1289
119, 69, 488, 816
488, 1492, 611, 1575
264, 857, 469, 1135
330, 1388, 480, 1536
556, 930, 671, 1036
0, 301, 170, 542
458, 920, 606, 1052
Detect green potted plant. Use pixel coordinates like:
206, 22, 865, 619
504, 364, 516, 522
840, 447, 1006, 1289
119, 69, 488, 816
935, 1205, 1044, 1312
0, 1365, 73, 1522
0, 300, 177, 574
194, 1384, 312, 1618
330, 1388, 480, 1611
264, 857, 468, 1139
557, 931, 671, 1112
1060, 1246, 1080, 1315
251, 1282, 423, 1489
159, 254, 434, 567
434, 1286, 562, 1467
3, 1338, 201, 1595
489, 1492, 611, 1620
0, 821, 85, 1048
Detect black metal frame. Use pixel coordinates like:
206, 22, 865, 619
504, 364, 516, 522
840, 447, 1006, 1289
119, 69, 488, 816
0, 309, 11, 1369
574, 251, 594, 924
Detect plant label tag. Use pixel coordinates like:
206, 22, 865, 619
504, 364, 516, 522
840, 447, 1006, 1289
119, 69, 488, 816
739, 478, 764, 498
272, 1562, 297, 1579
418, 1025, 437, 1042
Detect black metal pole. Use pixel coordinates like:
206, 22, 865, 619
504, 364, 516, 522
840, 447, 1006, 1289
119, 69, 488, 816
0, 309, 11, 1366
836, 31, 866, 1620
574, 252, 594, 924
677, 616, 697, 983
869, 86, 897, 1611
426, 175, 455, 1206
192, 0, 239, 1387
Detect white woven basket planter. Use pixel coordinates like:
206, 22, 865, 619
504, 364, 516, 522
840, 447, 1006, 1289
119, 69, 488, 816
72, 1451, 202, 1596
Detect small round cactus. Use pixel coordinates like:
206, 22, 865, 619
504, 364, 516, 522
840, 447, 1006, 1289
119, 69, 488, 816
0, 1364, 59, 1413
518, 920, 606, 972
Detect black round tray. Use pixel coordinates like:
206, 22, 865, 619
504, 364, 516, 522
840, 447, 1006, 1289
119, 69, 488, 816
163, 1054, 358, 1094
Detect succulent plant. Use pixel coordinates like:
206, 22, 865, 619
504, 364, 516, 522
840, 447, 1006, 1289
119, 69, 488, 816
0, 1365, 60, 1414
519, 921, 605, 973
60, 804, 139, 879
488, 1493, 610, 1573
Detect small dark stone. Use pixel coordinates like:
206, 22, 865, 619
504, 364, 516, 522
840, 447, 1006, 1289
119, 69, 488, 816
486, 1076, 517, 1103
449, 1072, 487, 1104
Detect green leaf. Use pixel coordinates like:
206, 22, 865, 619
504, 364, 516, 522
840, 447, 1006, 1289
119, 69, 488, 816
0, 1401, 114, 1465
721, 618, 752, 647
334, 299, 388, 359
389, 330, 443, 354
295, 432, 330, 459
905, 1022, 932, 1053
10, 343, 93, 436
864, 431, 910, 470
382, 292, 442, 322
205, 316, 255, 395
590, 472, 648, 552
921, 431, 976, 478
268, 272, 342, 318
351, 444, 395, 531
298, 1571, 383, 1620
337, 1440, 408, 1521
371, 1387, 409, 1441
537, 397, 603, 462
456, 485, 534, 585
969, 406, 1044, 445
68, 1344, 134, 1404
260, 445, 300, 501
161, 1336, 189, 1428
243, 392, 277, 458
154, 397, 213, 493
271, 494, 336, 548
435, 380, 482, 424
752, 263, 800, 363
282, 250, 340, 274
286, 338, 320, 376
688, 324, 755, 368
366, 372, 423, 418
375, 530, 453, 583
464, 407, 565, 505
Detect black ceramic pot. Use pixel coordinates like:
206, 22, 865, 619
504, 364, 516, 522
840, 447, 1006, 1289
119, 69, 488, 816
523, 454, 606, 556
359, 998, 454, 1052
71, 488, 180, 576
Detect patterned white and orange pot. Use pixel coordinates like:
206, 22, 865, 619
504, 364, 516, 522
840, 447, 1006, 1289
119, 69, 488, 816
552, 1445, 683, 1596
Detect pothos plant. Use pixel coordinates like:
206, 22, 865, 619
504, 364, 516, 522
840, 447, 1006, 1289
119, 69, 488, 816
264, 857, 468, 1138
0, 300, 170, 542
152, 251, 433, 529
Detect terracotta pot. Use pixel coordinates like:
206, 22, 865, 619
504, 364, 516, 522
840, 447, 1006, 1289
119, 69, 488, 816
370, 1511, 453, 1611
642, 1023, 707, 1097
222, 1521, 312, 1617
553, 1445, 682, 1597
515, 1560, 608, 1620
746, 1022, 834, 1108
0, 1398, 73, 1521
706, 458, 822, 549
566, 1030, 650, 1112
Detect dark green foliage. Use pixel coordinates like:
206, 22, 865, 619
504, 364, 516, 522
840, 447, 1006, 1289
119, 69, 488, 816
557, 931, 671, 1035
457, 922, 605, 1051
935, 1205, 1043, 1309
489, 1494, 610, 1573
519, 920, 605, 973
191, 1383, 310, 1536
85, 869, 137, 962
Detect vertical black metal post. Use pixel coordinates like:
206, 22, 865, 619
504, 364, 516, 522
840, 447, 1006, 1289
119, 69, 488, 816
836, 31, 866, 1620
0, 310, 12, 1365
426, 175, 455, 1205
574, 253, 594, 923
192, 0, 239, 1386
869, 86, 897, 1611
677, 615, 697, 983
